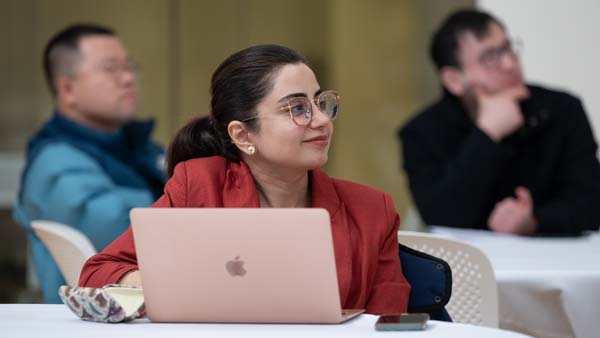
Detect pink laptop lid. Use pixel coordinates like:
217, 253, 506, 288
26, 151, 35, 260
130, 208, 354, 323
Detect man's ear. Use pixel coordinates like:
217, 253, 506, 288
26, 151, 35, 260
440, 66, 466, 96
227, 120, 255, 155
56, 76, 76, 106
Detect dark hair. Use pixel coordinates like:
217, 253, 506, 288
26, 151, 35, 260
430, 9, 503, 70
43, 24, 115, 96
166, 44, 307, 177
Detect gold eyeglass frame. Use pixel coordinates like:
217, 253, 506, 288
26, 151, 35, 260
242, 90, 339, 126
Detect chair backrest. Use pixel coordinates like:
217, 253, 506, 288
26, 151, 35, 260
398, 231, 499, 328
31, 220, 97, 286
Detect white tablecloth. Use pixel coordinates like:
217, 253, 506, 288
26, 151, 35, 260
431, 226, 600, 338
1, 304, 532, 338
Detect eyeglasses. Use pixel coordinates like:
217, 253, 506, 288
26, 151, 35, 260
243, 90, 339, 126
478, 38, 523, 69
97, 60, 140, 79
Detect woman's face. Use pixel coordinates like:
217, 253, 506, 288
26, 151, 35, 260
248, 63, 334, 171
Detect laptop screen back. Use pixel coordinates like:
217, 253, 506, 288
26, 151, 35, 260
130, 208, 345, 323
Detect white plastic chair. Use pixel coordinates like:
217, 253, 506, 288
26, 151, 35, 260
31, 220, 97, 286
398, 231, 499, 328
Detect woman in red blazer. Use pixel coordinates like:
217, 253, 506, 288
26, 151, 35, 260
79, 44, 410, 315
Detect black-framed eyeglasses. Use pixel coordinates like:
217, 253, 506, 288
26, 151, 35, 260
243, 90, 339, 126
479, 38, 523, 69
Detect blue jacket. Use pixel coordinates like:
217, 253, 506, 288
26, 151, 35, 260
13, 112, 166, 303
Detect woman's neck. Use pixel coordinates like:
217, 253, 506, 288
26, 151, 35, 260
245, 160, 310, 208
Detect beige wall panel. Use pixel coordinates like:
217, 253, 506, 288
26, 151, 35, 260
175, 0, 328, 131
0, 0, 38, 151
328, 0, 421, 216
175, 0, 242, 128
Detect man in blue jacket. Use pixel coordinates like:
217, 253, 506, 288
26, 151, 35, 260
13, 24, 166, 303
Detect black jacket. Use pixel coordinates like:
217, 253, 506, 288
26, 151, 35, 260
399, 85, 600, 234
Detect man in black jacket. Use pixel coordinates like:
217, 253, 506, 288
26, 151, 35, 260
399, 9, 600, 235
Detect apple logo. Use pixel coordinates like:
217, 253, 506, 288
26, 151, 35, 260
225, 256, 247, 276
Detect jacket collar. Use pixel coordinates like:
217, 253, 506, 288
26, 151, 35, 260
222, 160, 261, 208
222, 162, 352, 304
221, 162, 343, 214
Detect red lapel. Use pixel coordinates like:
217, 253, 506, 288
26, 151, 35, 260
310, 168, 353, 306
222, 161, 260, 208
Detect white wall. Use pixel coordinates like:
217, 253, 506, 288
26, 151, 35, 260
478, 0, 600, 140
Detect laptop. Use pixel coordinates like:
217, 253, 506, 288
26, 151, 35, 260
130, 208, 364, 323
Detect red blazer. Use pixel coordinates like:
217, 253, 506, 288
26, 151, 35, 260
80, 156, 410, 314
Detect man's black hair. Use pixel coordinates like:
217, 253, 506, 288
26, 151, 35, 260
430, 9, 503, 70
43, 24, 115, 96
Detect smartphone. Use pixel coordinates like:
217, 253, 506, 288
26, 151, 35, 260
374, 313, 429, 331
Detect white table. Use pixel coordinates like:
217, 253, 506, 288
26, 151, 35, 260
431, 226, 600, 338
1, 304, 532, 338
